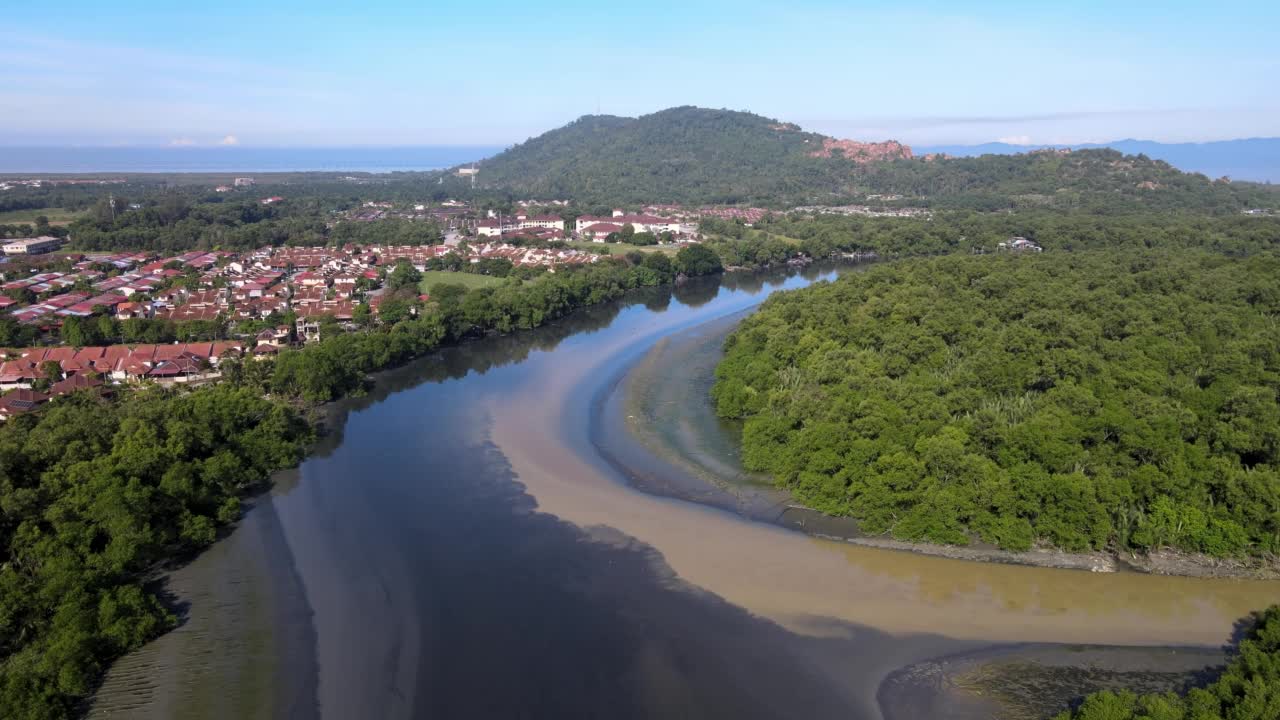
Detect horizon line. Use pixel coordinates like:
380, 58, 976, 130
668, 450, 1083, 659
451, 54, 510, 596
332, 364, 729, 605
2, 136, 1278, 150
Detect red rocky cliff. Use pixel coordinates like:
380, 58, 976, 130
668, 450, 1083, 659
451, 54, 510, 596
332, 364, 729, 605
810, 138, 913, 163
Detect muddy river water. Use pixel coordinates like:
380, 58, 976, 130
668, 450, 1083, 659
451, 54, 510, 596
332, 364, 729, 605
88, 264, 1280, 719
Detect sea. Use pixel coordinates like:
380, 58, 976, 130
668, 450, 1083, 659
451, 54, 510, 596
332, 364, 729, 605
0, 146, 505, 174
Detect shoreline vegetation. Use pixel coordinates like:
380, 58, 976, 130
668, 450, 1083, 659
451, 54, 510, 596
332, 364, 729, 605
1055, 606, 1280, 720
604, 280, 1280, 717
0, 246, 728, 719
615, 292, 1280, 579
607, 292, 1280, 719
712, 251, 1280, 579
878, 643, 1230, 720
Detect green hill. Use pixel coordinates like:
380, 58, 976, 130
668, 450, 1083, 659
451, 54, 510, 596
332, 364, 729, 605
466, 106, 1275, 212
471, 106, 893, 205
861, 148, 1271, 213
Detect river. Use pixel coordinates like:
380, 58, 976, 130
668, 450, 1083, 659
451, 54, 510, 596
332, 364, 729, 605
88, 263, 1280, 720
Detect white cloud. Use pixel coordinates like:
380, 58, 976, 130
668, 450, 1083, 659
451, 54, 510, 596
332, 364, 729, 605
168, 137, 196, 146
996, 135, 1033, 145
219, 134, 239, 146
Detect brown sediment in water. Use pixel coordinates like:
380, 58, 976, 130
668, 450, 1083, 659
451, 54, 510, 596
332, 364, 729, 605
81, 265, 1280, 720
488, 313, 1280, 650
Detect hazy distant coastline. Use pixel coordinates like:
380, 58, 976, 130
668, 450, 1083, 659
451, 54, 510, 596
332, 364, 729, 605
0, 145, 504, 174
6, 137, 1277, 182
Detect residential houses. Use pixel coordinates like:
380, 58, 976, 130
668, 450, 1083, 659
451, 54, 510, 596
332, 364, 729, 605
1, 240, 601, 354
0, 341, 244, 393
0, 389, 49, 420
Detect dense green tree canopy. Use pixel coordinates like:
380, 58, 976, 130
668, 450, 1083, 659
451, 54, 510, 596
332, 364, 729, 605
702, 209, 1280, 262
714, 251, 1280, 555
0, 387, 310, 718
675, 244, 724, 276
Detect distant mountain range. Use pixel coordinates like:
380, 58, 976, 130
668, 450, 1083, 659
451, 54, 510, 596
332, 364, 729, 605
915, 138, 1280, 183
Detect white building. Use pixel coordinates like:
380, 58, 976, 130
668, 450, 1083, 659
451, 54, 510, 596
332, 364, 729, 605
3, 236, 62, 256
476, 213, 566, 238
997, 237, 1043, 253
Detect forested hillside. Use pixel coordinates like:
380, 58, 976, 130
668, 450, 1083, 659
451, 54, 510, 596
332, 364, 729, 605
471, 106, 1276, 211
861, 148, 1274, 213
474, 107, 857, 205
713, 251, 1280, 557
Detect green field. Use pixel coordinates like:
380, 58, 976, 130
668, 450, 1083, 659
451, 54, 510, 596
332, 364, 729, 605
418, 270, 505, 293
0, 207, 85, 226
565, 240, 678, 255
703, 228, 803, 246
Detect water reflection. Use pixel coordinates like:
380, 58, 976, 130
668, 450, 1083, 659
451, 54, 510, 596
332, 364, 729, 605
89, 260, 1280, 720
496, 264, 1280, 650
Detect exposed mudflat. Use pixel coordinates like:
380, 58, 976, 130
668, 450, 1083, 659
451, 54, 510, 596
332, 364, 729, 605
879, 644, 1227, 720
86, 494, 318, 720
85, 264, 1280, 720
609, 303, 1280, 580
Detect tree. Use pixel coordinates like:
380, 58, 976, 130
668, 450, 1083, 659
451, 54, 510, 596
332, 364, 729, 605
40, 360, 62, 387
642, 252, 674, 281
0, 318, 37, 346
378, 297, 413, 325
5, 287, 35, 305
0, 384, 310, 718
60, 316, 100, 347
675, 244, 723, 276
387, 260, 422, 292
353, 302, 372, 327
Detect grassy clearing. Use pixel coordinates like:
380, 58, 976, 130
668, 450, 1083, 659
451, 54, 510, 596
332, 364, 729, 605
0, 208, 85, 226
418, 270, 505, 293
703, 229, 804, 246
564, 240, 678, 255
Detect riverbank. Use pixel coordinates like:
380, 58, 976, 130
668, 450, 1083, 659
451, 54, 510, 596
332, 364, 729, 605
86, 492, 319, 720
83, 263, 1280, 720
878, 643, 1227, 720
607, 306, 1280, 580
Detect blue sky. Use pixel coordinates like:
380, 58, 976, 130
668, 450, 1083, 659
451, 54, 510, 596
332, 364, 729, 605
2, 0, 1277, 147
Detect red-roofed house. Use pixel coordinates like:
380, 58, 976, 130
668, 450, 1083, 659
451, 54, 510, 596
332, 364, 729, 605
115, 302, 149, 320
49, 373, 106, 398
147, 352, 207, 384
0, 389, 49, 420
581, 223, 624, 242
0, 360, 39, 390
